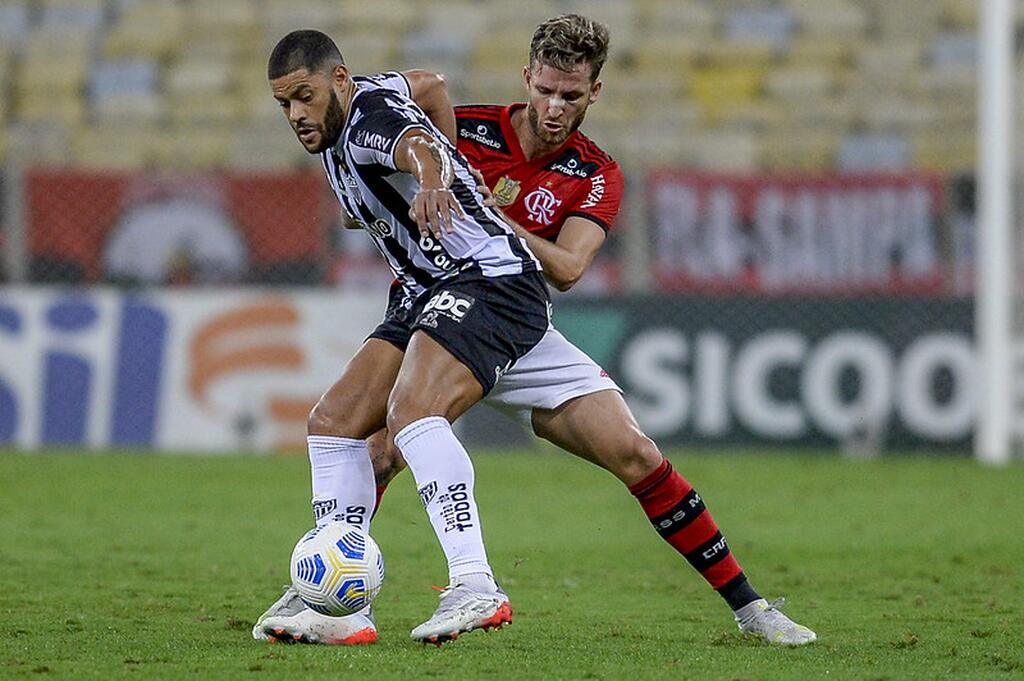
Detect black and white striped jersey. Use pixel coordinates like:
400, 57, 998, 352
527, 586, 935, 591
321, 72, 541, 304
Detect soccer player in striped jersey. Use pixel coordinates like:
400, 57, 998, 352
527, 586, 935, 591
260, 28, 549, 645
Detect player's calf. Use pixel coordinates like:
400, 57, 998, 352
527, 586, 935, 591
629, 459, 763, 611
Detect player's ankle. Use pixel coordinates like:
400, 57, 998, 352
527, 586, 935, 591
719, 574, 762, 612
453, 571, 497, 591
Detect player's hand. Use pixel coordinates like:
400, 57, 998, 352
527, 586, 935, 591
468, 165, 496, 207
409, 186, 464, 239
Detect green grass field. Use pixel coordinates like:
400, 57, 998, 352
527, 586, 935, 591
1, 448, 1022, 680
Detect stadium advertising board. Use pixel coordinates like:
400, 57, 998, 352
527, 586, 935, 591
25, 169, 333, 285
0, 289, 380, 452
0, 290, 974, 452
555, 296, 974, 449
647, 171, 965, 295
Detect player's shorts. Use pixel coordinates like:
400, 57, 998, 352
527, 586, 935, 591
368, 269, 550, 394
369, 274, 620, 424
485, 325, 622, 427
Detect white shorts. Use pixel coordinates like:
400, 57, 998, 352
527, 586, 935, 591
484, 326, 621, 426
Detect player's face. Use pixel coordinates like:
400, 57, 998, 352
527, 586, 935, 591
523, 62, 602, 148
271, 67, 347, 153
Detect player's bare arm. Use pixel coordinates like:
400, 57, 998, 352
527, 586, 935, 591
394, 129, 464, 238
509, 215, 606, 291
402, 70, 457, 143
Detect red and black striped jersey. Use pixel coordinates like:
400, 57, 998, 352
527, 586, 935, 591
455, 104, 624, 241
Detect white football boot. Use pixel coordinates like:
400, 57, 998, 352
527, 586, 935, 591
252, 586, 378, 645
410, 576, 512, 645
734, 597, 817, 645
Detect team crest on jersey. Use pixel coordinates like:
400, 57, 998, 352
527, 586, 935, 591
492, 176, 521, 207
524, 187, 562, 225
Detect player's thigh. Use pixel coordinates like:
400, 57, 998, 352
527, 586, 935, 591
387, 330, 484, 432
310, 338, 404, 438
531, 389, 661, 484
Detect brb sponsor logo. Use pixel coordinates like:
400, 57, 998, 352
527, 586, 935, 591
0, 294, 167, 446
524, 187, 562, 225
423, 291, 475, 323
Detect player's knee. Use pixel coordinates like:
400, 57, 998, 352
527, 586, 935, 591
385, 392, 423, 438
616, 435, 663, 485
307, 397, 353, 437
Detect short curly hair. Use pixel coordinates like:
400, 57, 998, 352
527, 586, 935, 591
529, 14, 610, 82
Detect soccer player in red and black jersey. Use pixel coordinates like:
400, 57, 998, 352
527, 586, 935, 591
449, 15, 814, 645
452, 14, 811, 643
454, 99, 622, 291
256, 14, 816, 646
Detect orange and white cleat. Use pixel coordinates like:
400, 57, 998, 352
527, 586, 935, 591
253, 586, 378, 645
410, 577, 512, 645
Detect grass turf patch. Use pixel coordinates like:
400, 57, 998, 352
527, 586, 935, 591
0, 449, 1022, 680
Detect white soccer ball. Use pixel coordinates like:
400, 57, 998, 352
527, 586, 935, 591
289, 523, 384, 617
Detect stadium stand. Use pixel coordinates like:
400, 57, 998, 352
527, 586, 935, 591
0, 0, 979, 173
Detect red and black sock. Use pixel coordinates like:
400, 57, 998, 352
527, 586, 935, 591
371, 484, 388, 520
629, 459, 760, 612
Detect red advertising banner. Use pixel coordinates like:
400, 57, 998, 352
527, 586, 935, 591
647, 171, 961, 295
27, 169, 337, 285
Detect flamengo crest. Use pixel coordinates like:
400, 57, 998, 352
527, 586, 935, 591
524, 187, 562, 225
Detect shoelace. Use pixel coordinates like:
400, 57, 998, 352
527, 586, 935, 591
427, 583, 494, 618
737, 597, 788, 627
279, 587, 307, 615
753, 597, 802, 631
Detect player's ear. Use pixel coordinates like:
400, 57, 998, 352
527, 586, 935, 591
588, 79, 603, 104
522, 65, 531, 90
331, 63, 350, 89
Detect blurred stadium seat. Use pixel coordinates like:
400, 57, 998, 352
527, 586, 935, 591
0, 0, 985, 290
0, 0, 978, 175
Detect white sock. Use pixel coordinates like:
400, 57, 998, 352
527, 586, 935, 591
307, 435, 375, 533
394, 416, 493, 583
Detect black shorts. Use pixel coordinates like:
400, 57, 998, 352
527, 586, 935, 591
368, 270, 550, 394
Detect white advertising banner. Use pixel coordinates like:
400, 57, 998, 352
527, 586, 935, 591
0, 288, 383, 452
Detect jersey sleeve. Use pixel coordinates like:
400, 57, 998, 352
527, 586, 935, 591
347, 91, 433, 170
567, 162, 624, 232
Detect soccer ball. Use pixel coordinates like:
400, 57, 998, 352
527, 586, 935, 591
289, 523, 384, 617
